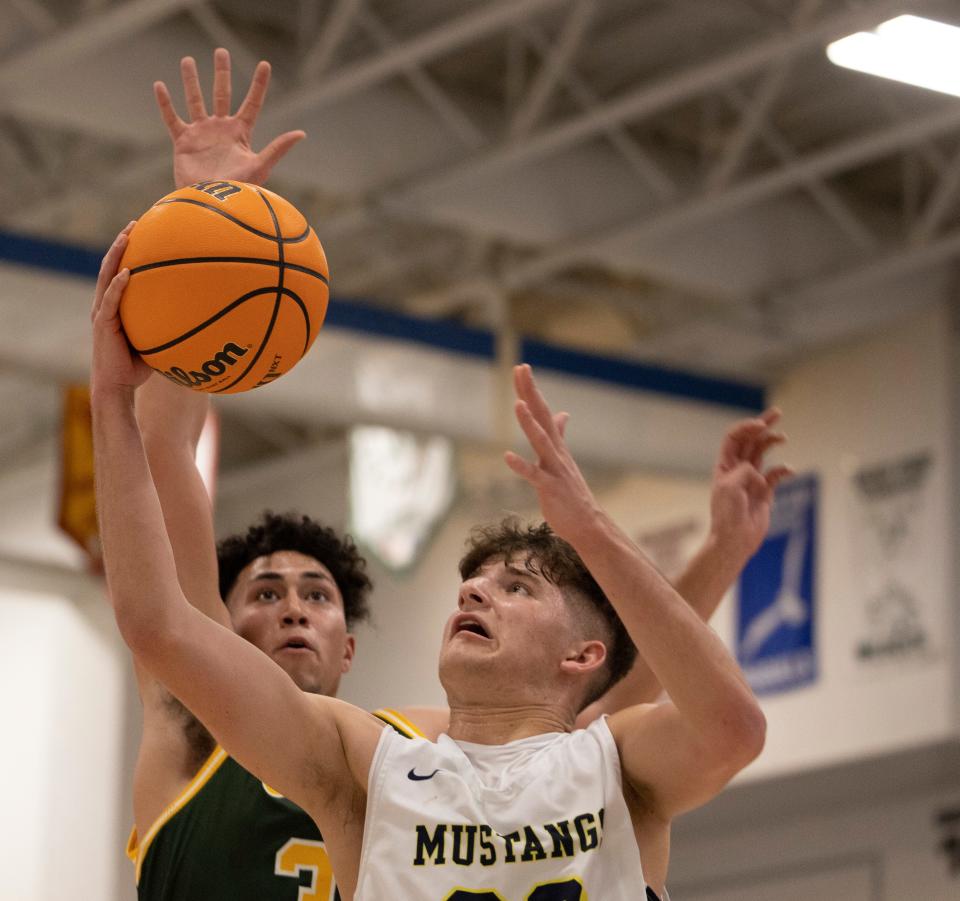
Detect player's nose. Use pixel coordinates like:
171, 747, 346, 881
457, 577, 490, 610
281, 590, 309, 625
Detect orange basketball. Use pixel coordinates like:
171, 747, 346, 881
119, 179, 329, 394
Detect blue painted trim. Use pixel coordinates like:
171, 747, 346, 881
0, 229, 765, 410
326, 298, 494, 359
522, 338, 765, 411
0, 229, 103, 279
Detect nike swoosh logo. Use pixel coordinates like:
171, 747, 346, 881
407, 767, 440, 781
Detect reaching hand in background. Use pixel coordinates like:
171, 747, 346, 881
709, 408, 793, 562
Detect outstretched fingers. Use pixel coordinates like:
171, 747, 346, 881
514, 399, 558, 467
504, 449, 537, 481
765, 464, 794, 491
180, 55, 207, 120
256, 129, 307, 173
212, 47, 232, 117
717, 408, 783, 472
153, 80, 184, 139
716, 417, 765, 471
513, 364, 562, 443
236, 60, 272, 128
554, 410, 569, 438
748, 430, 786, 468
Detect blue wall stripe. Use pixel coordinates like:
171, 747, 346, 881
0, 228, 765, 411
325, 298, 495, 359
0, 229, 104, 279
522, 338, 766, 411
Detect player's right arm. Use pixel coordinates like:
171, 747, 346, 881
505, 365, 769, 891
91, 232, 380, 845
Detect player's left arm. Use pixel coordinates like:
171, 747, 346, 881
506, 364, 768, 819
576, 410, 791, 725
155, 47, 305, 189
90, 233, 378, 816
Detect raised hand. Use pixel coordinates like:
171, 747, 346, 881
154, 47, 306, 189
504, 364, 596, 542
709, 409, 793, 561
90, 223, 153, 395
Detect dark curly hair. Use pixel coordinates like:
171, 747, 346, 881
459, 518, 637, 710
217, 511, 372, 628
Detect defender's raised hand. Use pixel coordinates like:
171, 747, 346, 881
710, 408, 793, 562
155, 47, 305, 188
90, 222, 152, 395
504, 364, 596, 542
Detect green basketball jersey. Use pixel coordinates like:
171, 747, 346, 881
128, 708, 421, 900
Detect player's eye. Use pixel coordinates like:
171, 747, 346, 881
305, 590, 328, 602
255, 588, 280, 601
509, 582, 529, 595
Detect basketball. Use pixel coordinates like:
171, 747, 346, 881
118, 179, 329, 394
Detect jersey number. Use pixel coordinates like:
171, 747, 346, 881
275, 838, 336, 901
446, 878, 583, 900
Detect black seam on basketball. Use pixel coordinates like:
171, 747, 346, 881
211, 190, 286, 394
213, 295, 282, 393
261, 192, 317, 362
284, 225, 313, 245
134, 287, 298, 355
127, 256, 328, 284
283, 289, 312, 357
284, 260, 328, 280
259, 189, 285, 298
155, 197, 311, 243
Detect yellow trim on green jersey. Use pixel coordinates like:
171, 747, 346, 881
373, 707, 426, 738
126, 745, 229, 884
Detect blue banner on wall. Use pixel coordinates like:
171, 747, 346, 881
736, 473, 818, 695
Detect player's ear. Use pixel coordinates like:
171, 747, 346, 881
340, 633, 356, 674
559, 639, 607, 678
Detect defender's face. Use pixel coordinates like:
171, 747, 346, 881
226, 550, 355, 697
439, 557, 580, 702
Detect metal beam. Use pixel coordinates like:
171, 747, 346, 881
779, 225, 960, 310
911, 139, 960, 243
520, 22, 677, 200
357, 6, 486, 150
386, 0, 910, 203
508, 0, 594, 139
721, 86, 878, 251
0, 0, 205, 89
299, 0, 365, 80
708, 66, 794, 191
706, 0, 823, 190
498, 102, 960, 292
15, 0, 565, 226
9, 0, 58, 35
274, 0, 571, 120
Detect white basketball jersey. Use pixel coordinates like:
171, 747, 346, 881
355, 716, 649, 900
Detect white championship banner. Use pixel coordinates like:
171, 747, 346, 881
849, 451, 938, 667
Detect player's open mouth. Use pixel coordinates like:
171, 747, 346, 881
279, 639, 313, 653
453, 616, 491, 640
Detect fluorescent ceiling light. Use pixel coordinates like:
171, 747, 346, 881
827, 14, 960, 97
